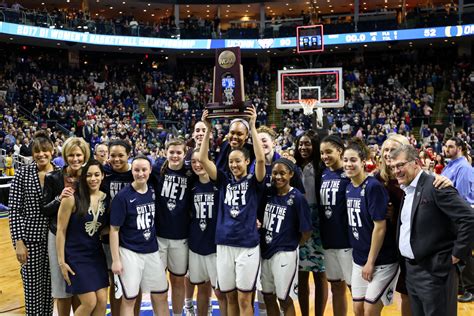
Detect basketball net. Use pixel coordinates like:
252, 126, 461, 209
300, 98, 324, 128
300, 98, 317, 116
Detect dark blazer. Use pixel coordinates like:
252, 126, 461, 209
397, 172, 474, 278
40, 168, 67, 235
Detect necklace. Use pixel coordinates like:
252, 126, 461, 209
85, 193, 106, 237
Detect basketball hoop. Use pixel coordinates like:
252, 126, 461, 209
300, 99, 317, 116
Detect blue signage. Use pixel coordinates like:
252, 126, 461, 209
0, 21, 473, 50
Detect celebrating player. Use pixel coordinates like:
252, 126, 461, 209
152, 138, 194, 316
260, 158, 312, 316
110, 155, 168, 316
319, 135, 352, 316
189, 149, 227, 315
199, 106, 265, 316
343, 138, 399, 316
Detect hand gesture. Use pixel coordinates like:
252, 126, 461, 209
433, 175, 453, 189
362, 262, 375, 282
112, 260, 123, 276
201, 109, 212, 129
59, 187, 75, 201
60, 262, 75, 286
244, 105, 257, 128
15, 240, 28, 265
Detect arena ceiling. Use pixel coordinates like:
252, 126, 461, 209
18, 1, 453, 23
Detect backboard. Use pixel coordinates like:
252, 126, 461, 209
276, 67, 344, 110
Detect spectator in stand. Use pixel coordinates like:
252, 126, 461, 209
94, 143, 109, 166
434, 153, 445, 175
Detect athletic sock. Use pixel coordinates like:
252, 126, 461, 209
185, 298, 194, 308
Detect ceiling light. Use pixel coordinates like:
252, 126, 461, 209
147, 3, 151, 6
109, 6, 113, 9
143, 9, 147, 12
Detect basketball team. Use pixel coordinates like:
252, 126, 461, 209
9, 106, 474, 316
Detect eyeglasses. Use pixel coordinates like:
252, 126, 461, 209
390, 160, 413, 171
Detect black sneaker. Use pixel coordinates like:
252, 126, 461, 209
458, 291, 473, 303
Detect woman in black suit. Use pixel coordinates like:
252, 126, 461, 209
41, 137, 90, 316
9, 131, 57, 315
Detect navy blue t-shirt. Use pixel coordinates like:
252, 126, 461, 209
189, 181, 219, 256
110, 185, 158, 254
319, 168, 352, 249
102, 164, 133, 200
345, 176, 397, 266
215, 170, 264, 248
152, 163, 194, 239
260, 187, 312, 259
100, 165, 134, 244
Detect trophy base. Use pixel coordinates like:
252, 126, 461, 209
206, 101, 252, 119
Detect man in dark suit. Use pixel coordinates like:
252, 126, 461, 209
391, 144, 474, 316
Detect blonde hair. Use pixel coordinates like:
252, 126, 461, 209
257, 126, 277, 140
380, 134, 410, 182
62, 137, 91, 163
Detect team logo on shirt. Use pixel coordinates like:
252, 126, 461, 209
199, 219, 207, 231
167, 199, 177, 211
143, 229, 151, 240
230, 206, 240, 218
265, 231, 273, 244
287, 194, 295, 206
324, 206, 332, 219
352, 227, 359, 240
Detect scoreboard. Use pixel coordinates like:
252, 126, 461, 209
297, 25, 324, 54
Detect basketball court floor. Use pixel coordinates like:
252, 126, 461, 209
1, 218, 473, 315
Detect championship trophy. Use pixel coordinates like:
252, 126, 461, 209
206, 47, 251, 118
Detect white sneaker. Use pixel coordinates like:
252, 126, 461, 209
184, 306, 196, 316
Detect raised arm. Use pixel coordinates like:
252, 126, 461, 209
198, 110, 217, 181
246, 106, 265, 182
56, 196, 75, 286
